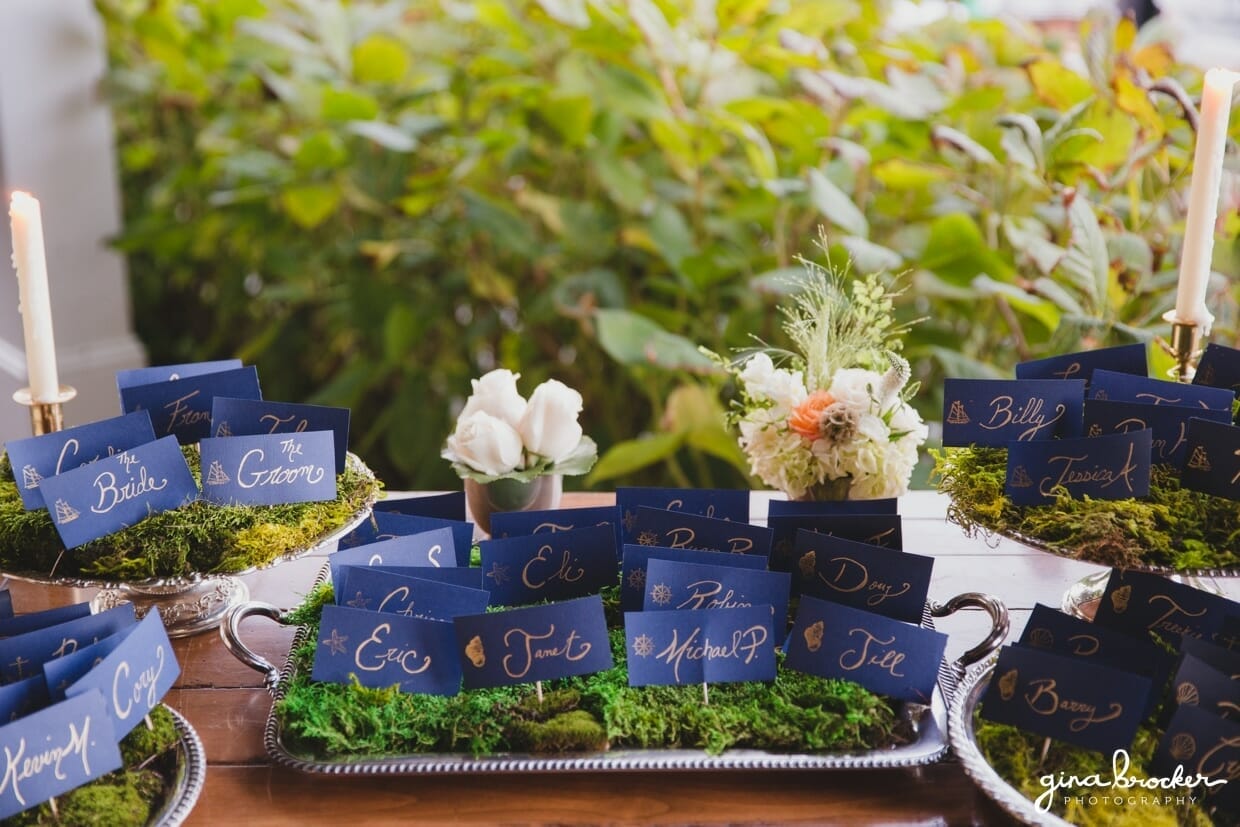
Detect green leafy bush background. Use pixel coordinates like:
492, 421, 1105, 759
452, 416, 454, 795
97, 0, 1237, 489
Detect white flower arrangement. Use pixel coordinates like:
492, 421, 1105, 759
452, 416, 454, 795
719, 260, 927, 501
442, 369, 598, 483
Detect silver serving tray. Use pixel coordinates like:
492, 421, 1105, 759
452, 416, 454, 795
222, 572, 1009, 775
152, 706, 208, 827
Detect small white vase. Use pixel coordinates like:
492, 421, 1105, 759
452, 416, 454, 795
464, 474, 563, 535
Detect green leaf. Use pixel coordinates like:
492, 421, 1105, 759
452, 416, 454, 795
872, 159, 948, 191
587, 432, 685, 484
346, 120, 417, 152
321, 88, 380, 121
997, 114, 1043, 172
538, 94, 594, 146
1031, 276, 1087, 316
1026, 58, 1093, 109
971, 275, 1060, 333
923, 346, 1007, 380
353, 35, 410, 84
931, 125, 998, 166
685, 425, 751, 478
920, 213, 1010, 286
279, 183, 341, 229
749, 266, 812, 295
383, 304, 419, 362
808, 168, 867, 237
595, 308, 715, 371
837, 236, 903, 273
1003, 217, 1064, 276
648, 203, 694, 271
535, 0, 589, 27
591, 153, 647, 211
1058, 193, 1109, 314
293, 131, 348, 171
551, 436, 598, 476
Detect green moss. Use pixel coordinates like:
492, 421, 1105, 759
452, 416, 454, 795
0, 448, 379, 581
933, 447, 1240, 571
275, 588, 905, 759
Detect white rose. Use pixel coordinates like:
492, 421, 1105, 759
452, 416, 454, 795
739, 353, 806, 418
519, 379, 584, 462
446, 411, 525, 476
459, 369, 527, 428
827, 368, 881, 411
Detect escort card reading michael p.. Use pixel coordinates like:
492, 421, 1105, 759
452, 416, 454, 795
452, 595, 613, 690
36, 436, 198, 549
328, 527, 457, 584
793, 530, 932, 624
211, 397, 351, 473
335, 565, 489, 620
64, 611, 179, 737
479, 525, 617, 607
338, 511, 474, 568
642, 558, 789, 634
0, 604, 137, 683
119, 365, 261, 444
311, 604, 461, 695
1083, 399, 1232, 468
619, 545, 766, 612
1092, 569, 1236, 644
941, 378, 1085, 447
1015, 343, 1147, 385
617, 487, 749, 538
980, 644, 1150, 752
115, 359, 241, 390
628, 506, 772, 557
784, 596, 947, 703
1005, 429, 1152, 506
624, 605, 776, 687
5, 411, 156, 509
1179, 418, 1240, 501
1089, 369, 1235, 412
199, 431, 336, 507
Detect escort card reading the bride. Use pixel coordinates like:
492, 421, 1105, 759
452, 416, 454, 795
311, 605, 462, 695
624, 605, 776, 687
199, 431, 336, 507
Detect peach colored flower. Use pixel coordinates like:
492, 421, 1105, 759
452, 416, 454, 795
788, 390, 835, 439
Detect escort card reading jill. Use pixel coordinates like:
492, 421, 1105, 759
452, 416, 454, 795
328, 527, 458, 585
1015, 343, 1147, 385
624, 605, 776, 687
1089, 369, 1235, 412
339, 511, 474, 568
335, 565, 489, 620
4, 411, 156, 509
211, 397, 351, 473
311, 604, 461, 695
642, 558, 789, 636
941, 378, 1085, 447
452, 595, 613, 690
119, 365, 261, 444
793, 530, 932, 623
1083, 399, 1231, 468
199, 431, 336, 507
36, 436, 198, 549
784, 596, 946, 704
1005, 429, 1152, 506
629, 506, 772, 557
619, 545, 767, 612
480, 525, 617, 607
617, 487, 749, 540
1179, 418, 1240, 501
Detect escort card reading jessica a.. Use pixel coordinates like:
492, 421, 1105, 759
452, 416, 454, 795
1179, 418, 1240, 501
783, 596, 947, 704
628, 506, 772, 557
328, 527, 457, 584
211, 397, 351, 474
5, 411, 156, 509
0, 604, 137, 683
792, 530, 933, 624
619, 545, 767, 612
334, 565, 489, 621
641, 558, 789, 635
311, 604, 461, 695
37, 436, 198, 549
452, 595, 613, 690
479, 525, 617, 607
115, 359, 242, 390
624, 605, 776, 687
1015, 343, 1148, 385
617, 487, 749, 539
373, 491, 466, 521
1005, 429, 1152, 506
1089, 369, 1235, 412
199, 431, 336, 507
338, 512, 474, 568
1083, 399, 1232, 468
941, 378, 1085, 447
119, 366, 261, 444
1092, 569, 1236, 644
980, 644, 1150, 753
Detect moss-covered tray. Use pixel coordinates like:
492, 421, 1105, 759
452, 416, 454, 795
222, 571, 1008, 774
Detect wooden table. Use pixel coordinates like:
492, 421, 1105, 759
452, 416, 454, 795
12, 491, 1237, 826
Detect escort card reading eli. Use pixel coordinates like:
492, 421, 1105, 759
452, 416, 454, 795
480, 525, 617, 607
199, 431, 336, 507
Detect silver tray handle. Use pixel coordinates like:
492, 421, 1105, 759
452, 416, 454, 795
221, 601, 290, 691
929, 592, 1010, 669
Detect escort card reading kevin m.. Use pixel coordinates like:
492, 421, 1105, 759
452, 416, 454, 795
199, 431, 336, 507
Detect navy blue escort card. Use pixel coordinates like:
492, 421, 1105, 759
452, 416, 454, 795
1005, 429, 1152, 506
1169, 654, 1240, 722
115, 359, 242, 390
642, 559, 789, 633
1083, 399, 1231, 468
0, 676, 47, 723
768, 514, 902, 574
490, 505, 621, 551
338, 512, 474, 568
0, 603, 91, 638
980, 644, 1150, 752
1093, 569, 1235, 644
199, 431, 336, 507
942, 378, 1085, 447
5, 411, 156, 509
0, 690, 122, 821
0, 590, 12, 620
37, 437, 198, 549
1181, 636, 1240, 678
119, 366, 261, 444
311, 604, 461, 695
617, 487, 749, 540
767, 498, 897, 518
793, 531, 932, 624
211, 397, 351, 474
0, 604, 137, 683
453, 595, 613, 690
624, 605, 777, 687
629, 506, 772, 557
335, 565, 489, 620
1180, 418, 1240, 501
784, 596, 946, 703
479, 525, 617, 607
620, 545, 766, 612
1220, 614, 1240, 652
329, 527, 457, 585
43, 634, 126, 701
1152, 705, 1239, 805
374, 491, 467, 522
1194, 343, 1240, 400
1089, 369, 1235, 412
1016, 343, 1148, 385
371, 566, 484, 591
65, 611, 179, 737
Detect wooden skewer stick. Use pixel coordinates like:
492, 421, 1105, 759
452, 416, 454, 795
535, 681, 544, 704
